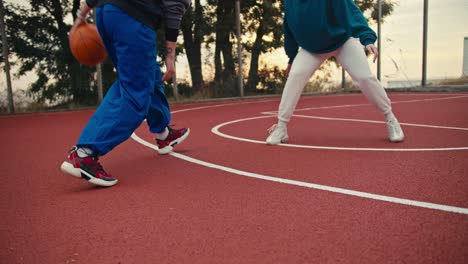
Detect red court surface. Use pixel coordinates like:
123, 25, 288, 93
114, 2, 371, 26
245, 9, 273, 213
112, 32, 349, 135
1, 92, 468, 263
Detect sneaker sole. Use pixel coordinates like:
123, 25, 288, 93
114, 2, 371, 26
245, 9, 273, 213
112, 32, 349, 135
266, 136, 289, 145
158, 128, 191, 155
60, 161, 118, 187
390, 135, 405, 143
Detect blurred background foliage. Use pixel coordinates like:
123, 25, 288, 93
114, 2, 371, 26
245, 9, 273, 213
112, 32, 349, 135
0, 0, 400, 112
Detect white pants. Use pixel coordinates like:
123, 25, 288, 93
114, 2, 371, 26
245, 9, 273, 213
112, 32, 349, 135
278, 38, 392, 123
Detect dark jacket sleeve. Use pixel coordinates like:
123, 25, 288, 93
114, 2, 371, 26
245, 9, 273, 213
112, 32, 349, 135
162, 0, 191, 41
348, 0, 377, 46
283, 14, 298, 64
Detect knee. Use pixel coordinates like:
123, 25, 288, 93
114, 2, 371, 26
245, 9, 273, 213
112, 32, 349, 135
122, 93, 151, 119
354, 75, 378, 88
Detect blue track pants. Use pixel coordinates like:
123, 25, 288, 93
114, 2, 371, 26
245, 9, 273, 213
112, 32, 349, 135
77, 4, 170, 156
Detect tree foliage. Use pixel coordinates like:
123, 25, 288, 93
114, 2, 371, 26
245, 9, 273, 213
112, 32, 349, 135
180, 0, 211, 93
242, 0, 284, 94
4, 0, 96, 104
1, 0, 397, 109
355, 0, 396, 22
205, 0, 238, 97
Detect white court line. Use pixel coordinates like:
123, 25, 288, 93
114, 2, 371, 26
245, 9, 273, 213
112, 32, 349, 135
293, 95, 468, 113
131, 133, 468, 215
211, 115, 468, 151
293, 115, 468, 131
131, 93, 468, 215
171, 95, 468, 116
386, 93, 468, 96
171, 99, 277, 114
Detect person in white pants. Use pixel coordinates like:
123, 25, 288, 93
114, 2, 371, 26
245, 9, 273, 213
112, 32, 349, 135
266, 0, 404, 145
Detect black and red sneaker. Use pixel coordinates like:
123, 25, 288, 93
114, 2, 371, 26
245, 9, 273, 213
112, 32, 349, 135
60, 146, 118, 187
156, 127, 190, 154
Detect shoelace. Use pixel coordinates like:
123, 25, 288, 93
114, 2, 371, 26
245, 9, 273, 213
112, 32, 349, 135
90, 156, 106, 174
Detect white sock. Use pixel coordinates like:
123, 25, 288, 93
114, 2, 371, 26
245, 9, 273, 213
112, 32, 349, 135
77, 147, 93, 158
156, 127, 169, 140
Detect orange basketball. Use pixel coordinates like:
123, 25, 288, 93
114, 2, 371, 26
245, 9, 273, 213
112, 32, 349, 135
69, 23, 107, 66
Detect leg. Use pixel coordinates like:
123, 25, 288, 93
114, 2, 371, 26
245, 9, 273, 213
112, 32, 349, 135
146, 62, 190, 154
77, 4, 157, 155
278, 48, 328, 123
266, 48, 327, 145
146, 66, 171, 134
335, 38, 392, 115
336, 38, 404, 142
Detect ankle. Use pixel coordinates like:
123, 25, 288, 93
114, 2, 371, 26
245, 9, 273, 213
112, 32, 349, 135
76, 147, 94, 158
156, 127, 169, 140
277, 120, 287, 128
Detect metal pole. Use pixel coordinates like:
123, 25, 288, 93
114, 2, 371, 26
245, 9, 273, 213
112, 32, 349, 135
172, 73, 179, 101
94, 10, 103, 102
96, 64, 103, 102
377, 0, 382, 81
341, 67, 346, 91
463, 37, 468, 77
235, 0, 243, 97
422, 0, 428, 87
0, 0, 14, 113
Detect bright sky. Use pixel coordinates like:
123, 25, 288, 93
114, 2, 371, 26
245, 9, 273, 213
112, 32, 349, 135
377, 0, 468, 82
2, 0, 468, 92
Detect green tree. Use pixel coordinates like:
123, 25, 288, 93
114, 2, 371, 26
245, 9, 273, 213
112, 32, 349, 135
4, 0, 101, 106
242, 0, 283, 94
355, 0, 396, 22
0, 0, 14, 113
180, 0, 210, 94
206, 0, 237, 97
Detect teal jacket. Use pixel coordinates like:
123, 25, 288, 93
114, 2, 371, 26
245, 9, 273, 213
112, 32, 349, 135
284, 0, 377, 63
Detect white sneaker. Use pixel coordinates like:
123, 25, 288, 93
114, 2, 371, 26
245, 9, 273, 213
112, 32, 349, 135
386, 117, 404, 142
266, 124, 289, 145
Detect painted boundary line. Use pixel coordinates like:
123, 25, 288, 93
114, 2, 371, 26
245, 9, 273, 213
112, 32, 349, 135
211, 115, 468, 151
131, 93, 468, 215
292, 95, 468, 113
131, 133, 468, 215
211, 94, 468, 152
170, 99, 277, 114
292, 115, 468, 131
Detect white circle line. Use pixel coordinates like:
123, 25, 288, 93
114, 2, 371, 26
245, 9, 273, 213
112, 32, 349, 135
293, 114, 468, 131
293, 95, 468, 113
131, 94, 468, 215
171, 99, 278, 114
211, 115, 468, 152
131, 132, 468, 215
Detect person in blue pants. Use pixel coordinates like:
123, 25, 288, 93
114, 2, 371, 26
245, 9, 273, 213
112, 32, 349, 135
61, 0, 191, 187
